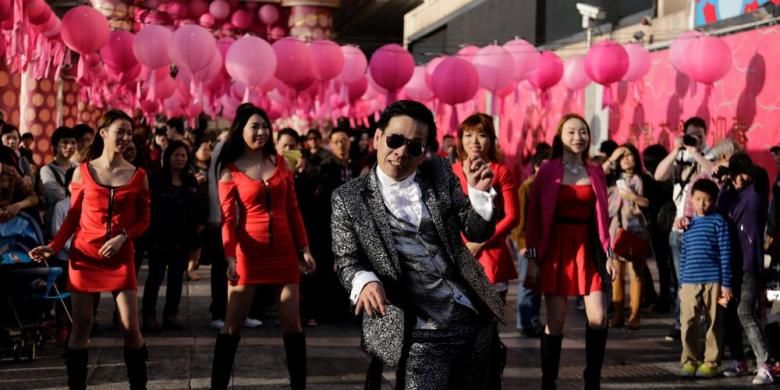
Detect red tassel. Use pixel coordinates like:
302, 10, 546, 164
601, 85, 613, 109
449, 105, 459, 135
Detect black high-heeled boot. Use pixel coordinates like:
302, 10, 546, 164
211, 333, 241, 390
583, 326, 608, 390
283, 332, 307, 390
541, 334, 563, 390
124, 344, 148, 390
65, 347, 88, 390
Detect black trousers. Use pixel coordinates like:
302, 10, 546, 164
204, 225, 228, 321
142, 249, 188, 318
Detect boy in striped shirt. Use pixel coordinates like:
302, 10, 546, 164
679, 178, 733, 378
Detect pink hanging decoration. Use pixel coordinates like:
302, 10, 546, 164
273, 37, 313, 92
472, 44, 516, 93
669, 31, 703, 75
60, 5, 109, 54
681, 35, 731, 85
503, 38, 540, 81
226, 34, 277, 101
403, 66, 433, 102
584, 40, 629, 107
562, 55, 590, 91
338, 45, 367, 83
368, 43, 414, 102
622, 43, 651, 82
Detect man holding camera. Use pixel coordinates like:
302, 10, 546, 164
654, 117, 714, 341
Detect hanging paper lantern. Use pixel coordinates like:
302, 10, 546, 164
133, 24, 172, 70
273, 37, 313, 91
209, 0, 230, 20
424, 56, 445, 88
226, 35, 277, 90
471, 44, 516, 92
669, 31, 703, 75
503, 38, 540, 81
100, 31, 139, 74
403, 66, 433, 102
338, 45, 367, 83
431, 56, 479, 105
169, 24, 216, 76
368, 44, 414, 94
456, 45, 479, 61
623, 43, 651, 82
231, 9, 252, 30
584, 40, 629, 86
527, 51, 563, 91
309, 40, 344, 81
61, 5, 110, 54
562, 55, 590, 91
681, 35, 731, 85
259, 4, 279, 25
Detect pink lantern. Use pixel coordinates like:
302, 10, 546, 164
226, 35, 277, 97
424, 56, 445, 88
36, 16, 60, 38
472, 45, 516, 92
309, 40, 344, 81
527, 51, 563, 91
338, 45, 367, 83
209, 0, 230, 21
133, 25, 172, 70
195, 51, 223, 83
562, 55, 590, 91
347, 76, 368, 103
669, 31, 703, 75
623, 43, 651, 82
100, 31, 138, 74
431, 56, 479, 105
503, 38, 540, 81
682, 35, 731, 85
269, 27, 285, 40
61, 5, 110, 54
584, 40, 629, 86
403, 66, 433, 102
231, 9, 252, 30
369, 44, 414, 95
166, 0, 189, 20
259, 4, 279, 25
26, 0, 52, 25
456, 45, 479, 61
0, 0, 11, 22
169, 25, 216, 75
188, 0, 209, 18
199, 13, 215, 28
273, 37, 313, 90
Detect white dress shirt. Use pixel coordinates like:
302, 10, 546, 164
349, 166, 496, 304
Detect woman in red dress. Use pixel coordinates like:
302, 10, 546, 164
525, 114, 616, 390
211, 103, 316, 390
30, 110, 151, 390
452, 113, 519, 300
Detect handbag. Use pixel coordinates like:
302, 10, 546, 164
612, 201, 648, 263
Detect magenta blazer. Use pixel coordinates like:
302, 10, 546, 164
525, 158, 612, 261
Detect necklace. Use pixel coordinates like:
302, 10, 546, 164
564, 161, 582, 175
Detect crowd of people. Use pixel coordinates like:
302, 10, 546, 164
0, 99, 778, 389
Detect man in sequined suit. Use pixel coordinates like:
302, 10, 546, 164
331, 100, 504, 389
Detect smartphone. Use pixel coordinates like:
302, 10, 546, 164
282, 149, 302, 168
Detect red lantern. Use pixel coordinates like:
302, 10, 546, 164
681, 35, 731, 85
61, 5, 110, 54
584, 40, 629, 86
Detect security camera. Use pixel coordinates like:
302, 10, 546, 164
576, 3, 606, 19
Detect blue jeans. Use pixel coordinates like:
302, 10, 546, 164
669, 230, 683, 330
516, 251, 541, 330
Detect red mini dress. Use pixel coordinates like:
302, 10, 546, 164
452, 161, 519, 284
538, 184, 602, 296
219, 156, 309, 285
50, 163, 150, 293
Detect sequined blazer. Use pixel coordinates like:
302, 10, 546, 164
331, 157, 503, 367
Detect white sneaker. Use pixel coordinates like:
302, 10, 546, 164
752, 365, 774, 385
210, 319, 225, 330
244, 317, 263, 328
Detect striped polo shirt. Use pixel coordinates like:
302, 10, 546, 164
680, 213, 732, 288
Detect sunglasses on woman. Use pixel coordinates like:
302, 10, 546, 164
385, 133, 425, 157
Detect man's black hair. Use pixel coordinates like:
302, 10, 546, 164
72, 123, 94, 138
599, 140, 618, 157
329, 127, 350, 140
277, 127, 299, 142
154, 126, 168, 136
532, 146, 552, 167
51, 127, 75, 150
306, 128, 322, 140
728, 152, 754, 177
21, 133, 33, 141
684, 116, 707, 135
376, 100, 437, 148
691, 178, 719, 201
166, 117, 185, 135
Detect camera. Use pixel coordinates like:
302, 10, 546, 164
713, 165, 730, 180
682, 134, 698, 147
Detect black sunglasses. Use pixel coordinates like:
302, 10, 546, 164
385, 133, 425, 157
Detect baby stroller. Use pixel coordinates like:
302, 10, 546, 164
0, 212, 70, 362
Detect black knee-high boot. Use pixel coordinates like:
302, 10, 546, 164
124, 344, 148, 390
65, 347, 88, 390
583, 326, 608, 390
541, 334, 563, 390
283, 332, 307, 390
211, 333, 241, 390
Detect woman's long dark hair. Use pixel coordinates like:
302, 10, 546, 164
83, 109, 133, 162
614, 143, 644, 179
160, 140, 196, 187
551, 113, 590, 163
215, 103, 274, 173
129, 134, 151, 169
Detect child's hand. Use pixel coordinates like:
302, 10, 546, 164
719, 287, 733, 307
